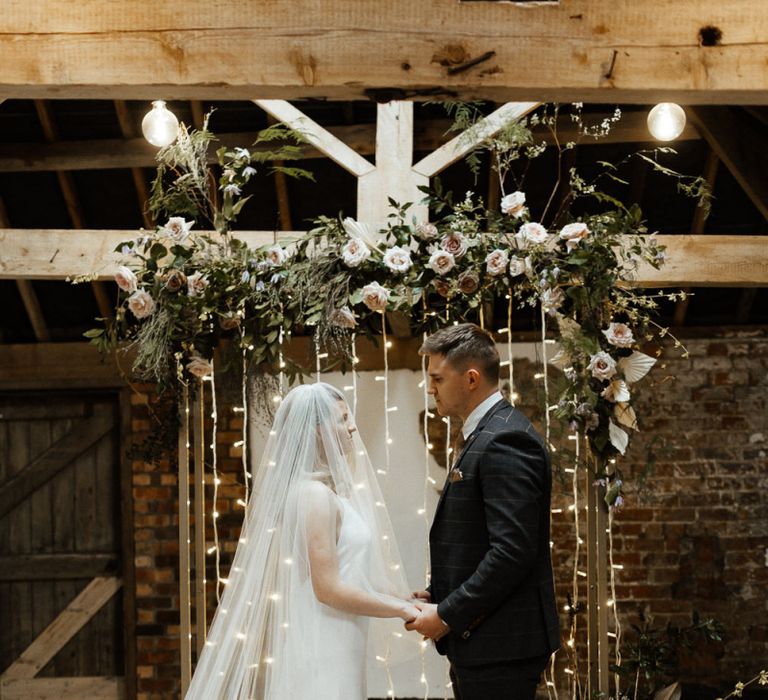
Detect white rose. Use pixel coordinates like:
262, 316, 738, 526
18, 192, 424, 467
428, 250, 456, 276
361, 281, 390, 312
501, 191, 526, 217
127, 289, 156, 319
603, 322, 635, 348
508, 256, 526, 276
187, 355, 213, 379
115, 266, 137, 293
559, 222, 590, 251
485, 249, 509, 277
341, 237, 371, 267
415, 223, 439, 240
515, 222, 550, 247
187, 272, 208, 297
601, 379, 631, 403
587, 351, 618, 381
541, 287, 565, 313
160, 217, 193, 243
440, 232, 468, 259
266, 245, 287, 267
383, 246, 412, 273
329, 306, 357, 329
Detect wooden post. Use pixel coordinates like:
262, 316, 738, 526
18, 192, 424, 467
192, 387, 207, 656
178, 385, 192, 694
585, 456, 610, 697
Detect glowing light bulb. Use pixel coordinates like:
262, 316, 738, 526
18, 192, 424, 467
647, 103, 686, 141
141, 100, 179, 147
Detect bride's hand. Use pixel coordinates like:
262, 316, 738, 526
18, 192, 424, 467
399, 603, 420, 622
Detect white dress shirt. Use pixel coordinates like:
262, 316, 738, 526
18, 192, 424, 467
461, 390, 504, 440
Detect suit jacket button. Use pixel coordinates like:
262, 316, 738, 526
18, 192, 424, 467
462, 631, 471, 640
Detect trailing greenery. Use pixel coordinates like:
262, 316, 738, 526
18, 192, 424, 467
85, 103, 709, 502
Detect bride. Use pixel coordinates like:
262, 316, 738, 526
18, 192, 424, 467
185, 382, 419, 699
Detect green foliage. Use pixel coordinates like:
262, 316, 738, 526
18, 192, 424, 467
613, 611, 725, 700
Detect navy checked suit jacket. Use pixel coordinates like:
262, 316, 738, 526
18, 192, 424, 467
430, 399, 560, 665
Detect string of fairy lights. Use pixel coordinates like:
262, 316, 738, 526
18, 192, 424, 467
182, 299, 628, 699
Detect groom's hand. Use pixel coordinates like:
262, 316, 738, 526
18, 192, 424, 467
411, 590, 431, 603
404, 603, 449, 641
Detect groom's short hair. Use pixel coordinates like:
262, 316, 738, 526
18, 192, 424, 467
420, 323, 500, 384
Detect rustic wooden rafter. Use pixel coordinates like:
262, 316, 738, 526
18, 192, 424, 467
113, 100, 153, 230
33, 99, 114, 320
0, 1, 766, 103
0, 113, 701, 174
690, 106, 768, 220
673, 148, 720, 326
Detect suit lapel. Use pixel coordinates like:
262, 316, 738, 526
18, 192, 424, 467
431, 399, 510, 520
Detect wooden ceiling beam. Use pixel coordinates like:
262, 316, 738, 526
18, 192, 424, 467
33, 100, 114, 321
0, 197, 50, 342
0, 112, 700, 174
1, 229, 766, 287
113, 100, 153, 230
0, 1, 766, 103
672, 148, 720, 326
690, 106, 768, 221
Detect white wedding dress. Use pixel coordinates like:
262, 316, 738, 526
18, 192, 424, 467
184, 383, 415, 700
269, 496, 372, 699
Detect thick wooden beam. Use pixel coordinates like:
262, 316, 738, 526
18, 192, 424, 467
1, 576, 123, 680
0, 113, 700, 174
0, 676, 125, 700
0, 554, 117, 581
0, 413, 114, 518
0, 343, 126, 390
1, 229, 765, 287
690, 106, 768, 221
0, 1, 766, 103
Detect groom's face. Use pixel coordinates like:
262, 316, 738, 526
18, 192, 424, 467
426, 353, 470, 419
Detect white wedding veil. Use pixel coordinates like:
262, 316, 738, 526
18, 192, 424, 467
185, 382, 415, 699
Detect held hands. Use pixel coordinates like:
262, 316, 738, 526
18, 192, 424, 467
404, 602, 450, 642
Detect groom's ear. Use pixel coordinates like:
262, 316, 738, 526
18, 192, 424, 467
466, 367, 482, 389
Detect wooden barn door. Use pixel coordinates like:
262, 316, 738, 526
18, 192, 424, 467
0, 392, 127, 700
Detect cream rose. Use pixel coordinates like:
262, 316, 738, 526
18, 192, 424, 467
341, 237, 371, 267
187, 355, 213, 379
508, 256, 526, 276
559, 222, 590, 251
115, 266, 138, 293
485, 249, 509, 277
187, 272, 208, 297
500, 191, 526, 217
266, 245, 287, 267
383, 246, 412, 273
127, 289, 156, 319
160, 217, 193, 243
415, 222, 439, 240
587, 351, 618, 381
440, 232, 468, 259
428, 250, 456, 276
458, 270, 480, 295
602, 322, 635, 348
361, 281, 390, 312
515, 222, 549, 247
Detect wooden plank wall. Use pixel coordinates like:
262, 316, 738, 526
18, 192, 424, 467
0, 394, 123, 679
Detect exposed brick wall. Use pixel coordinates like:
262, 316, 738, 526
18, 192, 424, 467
128, 332, 768, 699
549, 332, 768, 693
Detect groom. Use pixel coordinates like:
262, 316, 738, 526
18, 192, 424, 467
407, 323, 560, 700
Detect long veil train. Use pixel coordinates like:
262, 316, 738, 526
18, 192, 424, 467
185, 382, 416, 699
